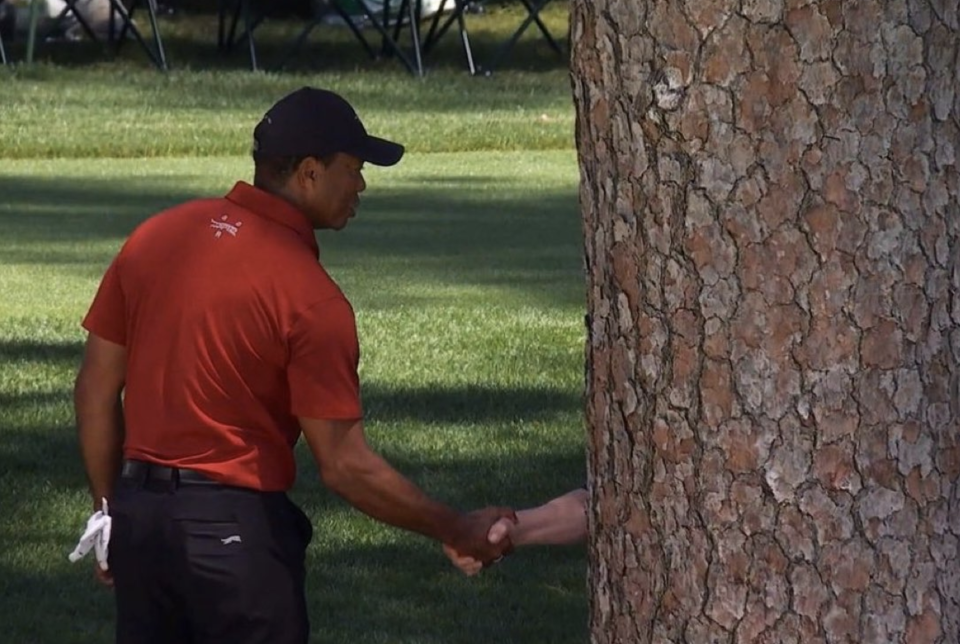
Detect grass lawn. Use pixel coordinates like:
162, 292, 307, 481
0, 3, 587, 642
0, 2, 574, 158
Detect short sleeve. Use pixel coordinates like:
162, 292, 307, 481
82, 257, 127, 346
287, 297, 363, 420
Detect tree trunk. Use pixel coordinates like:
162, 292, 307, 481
570, 1, 959, 643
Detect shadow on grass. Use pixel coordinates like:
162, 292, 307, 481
0, 335, 584, 496
0, 389, 70, 409
1, 536, 586, 644
0, 401, 585, 644
0, 327, 586, 642
0, 339, 86, 363
0, 172, 583, 307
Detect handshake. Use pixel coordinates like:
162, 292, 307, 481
442, 487, 589, 574
442, 506, 519, 574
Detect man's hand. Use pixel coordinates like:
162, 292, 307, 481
443, 544, 483, 576
443, 487, 589, 575
94, 564, 114, 588
449, 506, 517, 563
444, 512, 517, 575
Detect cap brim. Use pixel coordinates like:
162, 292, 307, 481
349, 135, 405, 167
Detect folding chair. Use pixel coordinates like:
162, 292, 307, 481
421, 0, 477, 74
422, 0, 564, 75
224, 0, 427, 75
111, 0, 169, 70
283, 0, 426, 75
32, 0, 167, 69
483, 0, 563, 73
218, 0, 265, 70
376, 0, 424, 74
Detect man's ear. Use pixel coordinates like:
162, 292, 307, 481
296, 156, 325, 186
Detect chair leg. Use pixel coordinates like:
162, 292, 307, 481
522, 0, 561, 53
352, 0, 417, 73
331, 0, 377, 59
406, 0, 423, 76
111, 0, 166, 69
456, 5, 475, 75
391, 0, 404, 48
421, 0, 475, 74
63, 0, 102, 42
108, 1, 117, 41
240, 0, 258, 71
115, 1, 130, 48
145, 0, 168, 69
112, 0, 168, 69
423, 0, 445, 50
0, 31, 7, 65
25, 0, 41, 64
422, 0, 458, 52
482, 0, 560, 74
227, 0, 241, 51
217, 0, 227, 49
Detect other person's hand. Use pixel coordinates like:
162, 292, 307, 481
446, 506, 516, 565
443, 512, 517, 575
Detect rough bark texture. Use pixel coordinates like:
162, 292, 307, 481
571, 1, 959, 642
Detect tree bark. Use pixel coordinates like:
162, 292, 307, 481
571, 1, 960, 643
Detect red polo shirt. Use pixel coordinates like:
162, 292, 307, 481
82, 182, 362, 491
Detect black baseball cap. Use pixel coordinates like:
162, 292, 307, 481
253, 87, 405, 166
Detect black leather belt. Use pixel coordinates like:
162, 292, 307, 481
120, 459, 220, 486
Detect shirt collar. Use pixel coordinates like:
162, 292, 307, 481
224, 181, 319, 257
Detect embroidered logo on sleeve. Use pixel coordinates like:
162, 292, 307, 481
220, 535, 242, 545
211, 215, 243, 239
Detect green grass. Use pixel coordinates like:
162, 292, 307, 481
0, 2, 574, 158
0, 3, 586, 641
0, 152, 587, 643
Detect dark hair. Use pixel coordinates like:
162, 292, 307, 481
252, 152, 337, 191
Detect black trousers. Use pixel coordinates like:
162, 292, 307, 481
109, 461, 314, 644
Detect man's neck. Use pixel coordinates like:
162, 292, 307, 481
258, 182, 315, 230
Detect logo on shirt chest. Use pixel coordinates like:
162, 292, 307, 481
211, 214, 243, 239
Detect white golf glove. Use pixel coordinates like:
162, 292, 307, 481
68, 499, 112, 571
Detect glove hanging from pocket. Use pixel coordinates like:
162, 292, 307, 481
68, 498, 112, 571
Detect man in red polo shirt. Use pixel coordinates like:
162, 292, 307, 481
73, 86, 515, 644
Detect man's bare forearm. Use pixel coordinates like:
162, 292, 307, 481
512, 488, 588, 546
303, 416, 515, 561
75, 382, 125, 511
323, 449, 462, 543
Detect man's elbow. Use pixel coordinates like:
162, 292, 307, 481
317, 450, 374, 496
73, 365, 123, 419
318, 460, 346, 492
74, 334, 127, 410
